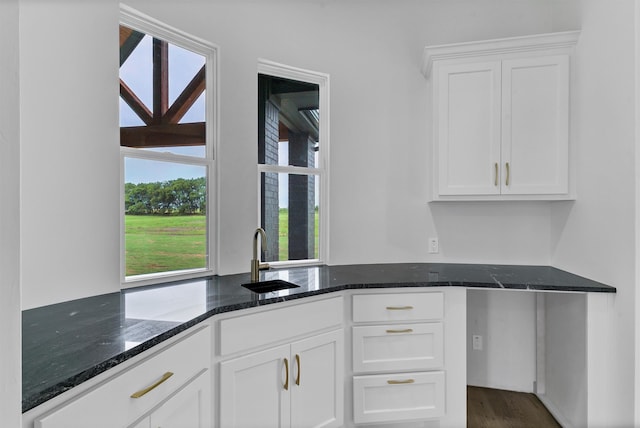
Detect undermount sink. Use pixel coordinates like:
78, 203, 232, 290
241, 279, 300, 293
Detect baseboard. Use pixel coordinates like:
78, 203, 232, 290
536, 393, 572, 428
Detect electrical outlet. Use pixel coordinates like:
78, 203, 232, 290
472, 335, 483, 351
428, 237, 439, 254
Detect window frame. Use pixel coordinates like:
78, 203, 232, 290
120, 5, 218, 287
257, 59, 330, 267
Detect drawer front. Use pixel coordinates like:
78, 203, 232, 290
220, 296, 343, 356
36, 326, 211, 428
352, 292, 443, 323
353, 371, 445, 424
352, 323, 443, 373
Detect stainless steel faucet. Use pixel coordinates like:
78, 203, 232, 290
251, 228, 269, 282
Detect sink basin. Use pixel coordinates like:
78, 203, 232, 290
241, 279, 300, 293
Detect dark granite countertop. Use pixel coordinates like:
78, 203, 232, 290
22, 262, 615, 413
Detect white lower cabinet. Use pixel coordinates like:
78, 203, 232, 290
219, 344, 290, 428
220, 329, 344, 428
353, 371, 445, 424
290, 331, 344, 428
130, 369, 211, 428
33, 326, 211, 428
351, 292, 447, 425
352, 323, 443, 373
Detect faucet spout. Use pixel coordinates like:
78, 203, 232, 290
251, 228, 268, 282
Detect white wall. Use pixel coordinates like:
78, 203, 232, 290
0, 0, 22, 425
20, 0, 121, 309
467, 289, 536, 392
550, 0, 637, 424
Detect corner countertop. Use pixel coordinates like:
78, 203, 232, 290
22, 262, 615, 413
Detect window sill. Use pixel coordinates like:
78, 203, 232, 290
122, 268, 213, 289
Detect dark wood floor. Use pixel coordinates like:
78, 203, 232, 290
468, 386, 561, 428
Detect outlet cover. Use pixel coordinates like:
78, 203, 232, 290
428, 237, 439, 254
472, 335, 483, 351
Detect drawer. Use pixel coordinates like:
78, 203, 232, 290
353, 371, 445, 424
36, 326, 211, 428
219, 296, 343, 356
352, 323, 443, 372
352, 292, 443, 323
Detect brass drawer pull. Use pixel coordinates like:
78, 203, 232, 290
131, 372, 174, 398
386, 328, 413, 334
387, 379, 415, 385
385, 306, 413, 310
505, 162, 510, 186
283, 358, 289, 390
295, 354, 301, 386
494, 162, 499, 186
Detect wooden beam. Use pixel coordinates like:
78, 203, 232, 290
153, 38, 169, 122
120, 80, 153, 125
279, 122, 289, 142
119, 26, 133, 47
119, 25, 144, 66
164, 66, 206, 124
120, 122, 205, 148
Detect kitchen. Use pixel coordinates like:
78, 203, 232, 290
1, 0, 639, 427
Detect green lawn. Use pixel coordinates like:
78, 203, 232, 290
278, 209, 319, 261
125, 210, 319, 275
125, 215, 206, 276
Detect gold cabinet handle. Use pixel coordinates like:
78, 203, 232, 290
283, 358, 289, 390
494, 163, 498, 186
387, 379, 415, 385
295, 354, 301, 386
130, 372, 174, 398
386, 328, 413, 334
386, 306, 413, 310
505, 162, 510, 186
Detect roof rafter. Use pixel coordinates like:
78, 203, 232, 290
119, 26, 144, 67
120, 80, 153, 125
164, 66, 206, 124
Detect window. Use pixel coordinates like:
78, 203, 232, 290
120, 6, 216, 285
257, 61, 329, 266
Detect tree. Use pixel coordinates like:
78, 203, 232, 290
124, 178, 206, 215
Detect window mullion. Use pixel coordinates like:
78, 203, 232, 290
258, 164, 322, 176
121, 146, 212, 166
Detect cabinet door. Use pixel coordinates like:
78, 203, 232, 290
220, 345, 291, 428
501, 55, 569, 195
290, 330, 344, 428
436, 61, 502, 196
147, 369, 211, 428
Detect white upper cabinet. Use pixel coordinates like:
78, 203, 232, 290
423, 31, 579, 201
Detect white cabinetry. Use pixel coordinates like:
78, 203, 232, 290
218, 296, 344, 428
422, 31, 579, 201
34, 325, 212, 428
351, 292, 446, 425
130, 370, 211, 428
219, 344, 290, 428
